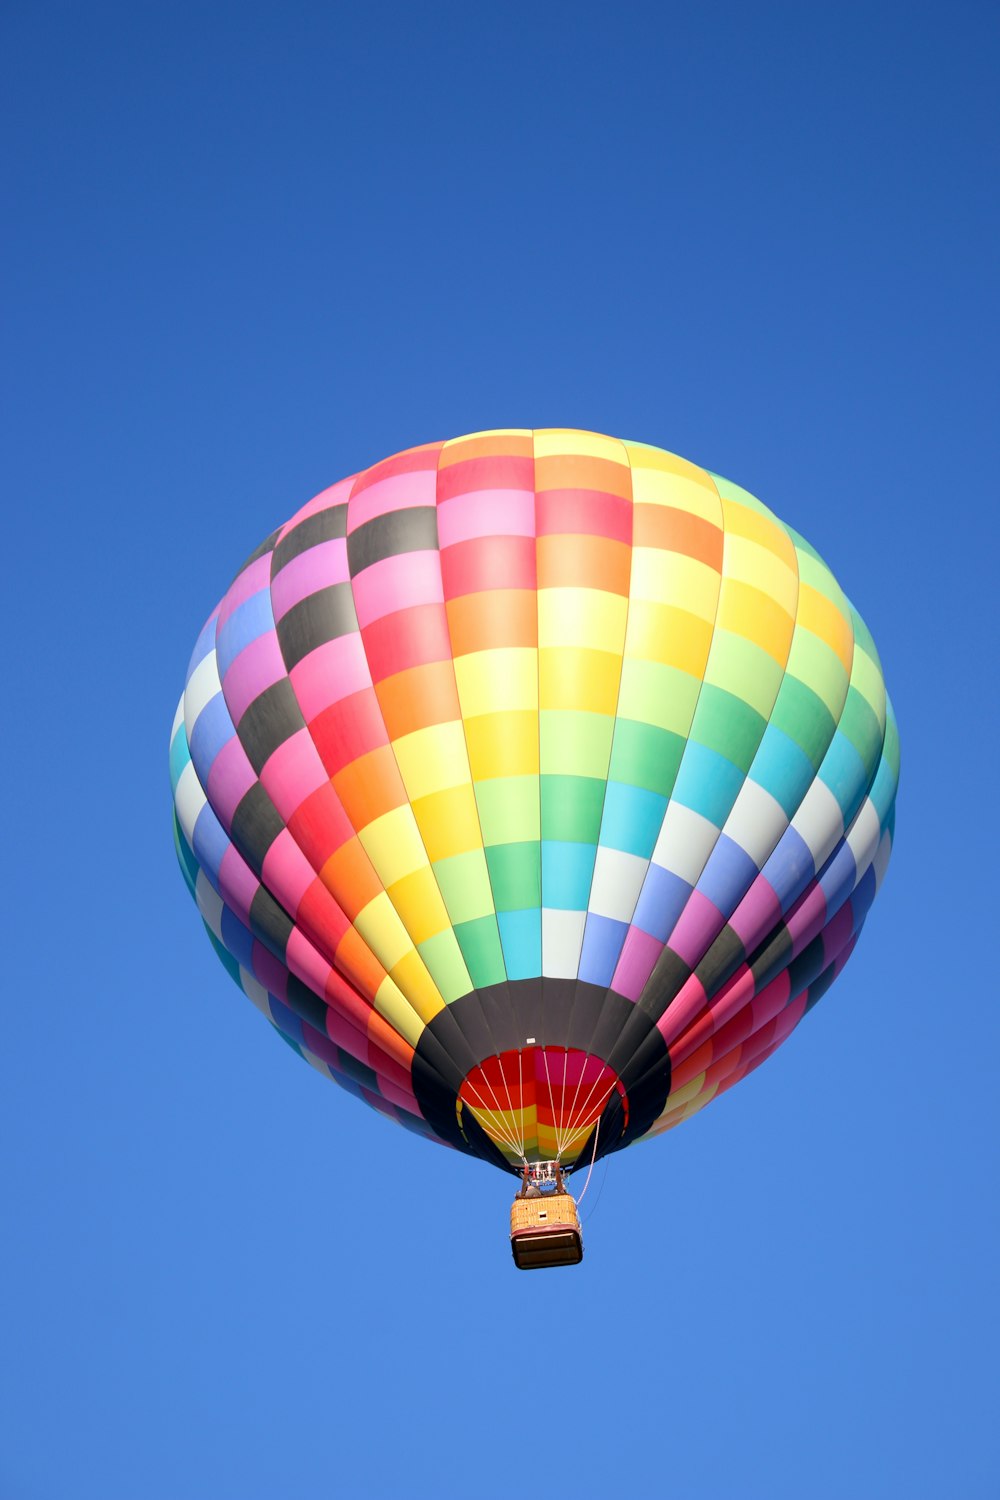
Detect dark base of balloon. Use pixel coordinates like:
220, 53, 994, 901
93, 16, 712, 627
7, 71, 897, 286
410, 977, 672, 1174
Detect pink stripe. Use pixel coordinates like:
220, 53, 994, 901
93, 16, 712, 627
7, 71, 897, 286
379, 1079, 423, 1116
820, 899, 854, 963
326, 967, 379, 1029
749, 970, 792, 1032
217, 845, 257, 927
670, 963, 753, 1063
657, 974, 708, 1046
612, 926, 663, 1000
300, 1021, 339, 1069
351, 551, 444, 628
206, 735, 257, 828
785, 881, 828, 957
728, 874, 782, 949
252, 941, 289, 1001
367, 1047, 412, 1095
437, 489, 535, 546
668, 891, 725, 967
709, 1001, 755, 1060
703, 964, 756, 1037
223, 631, 287, 723
318, 1008, 370, 1061
261, 828, 315, 912
276, 477, 354, 545
290, 633, 371, 720
285, 926, 334, 999
348, 469, 438, 531
829, 935, 858, 988
271, 537, 350, 620
260, 728, 329, 818
218, 554, 271, 627
771, 996, 805, 1045
360, 1088, 397, 1120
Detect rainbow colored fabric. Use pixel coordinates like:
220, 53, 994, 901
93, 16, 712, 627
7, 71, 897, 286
170, 430, 898, 1172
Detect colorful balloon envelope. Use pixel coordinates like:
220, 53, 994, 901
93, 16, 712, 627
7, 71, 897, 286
171, 430, 898, 1176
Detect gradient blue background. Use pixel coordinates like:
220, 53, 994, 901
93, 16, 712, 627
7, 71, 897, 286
4, 3, 997, 1496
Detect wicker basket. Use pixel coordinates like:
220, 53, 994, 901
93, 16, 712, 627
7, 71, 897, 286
510, 1194, 583, 1269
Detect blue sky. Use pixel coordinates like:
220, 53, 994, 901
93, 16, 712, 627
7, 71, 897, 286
3, 3, 997, 1496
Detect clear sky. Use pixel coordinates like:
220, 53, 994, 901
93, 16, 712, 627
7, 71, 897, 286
3, 3, 997, 1497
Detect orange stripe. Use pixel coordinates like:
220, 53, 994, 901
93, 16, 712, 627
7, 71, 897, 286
633, 503, 724, 569
446, 589, 538, 655
376, 660, 462, 738
535, 454, 632, 499
536, 534, 631, 593
321, 837, 383, 917
332, 745, 407, 827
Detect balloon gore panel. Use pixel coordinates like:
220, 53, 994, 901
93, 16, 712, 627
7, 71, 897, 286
170, 430, 898, 1174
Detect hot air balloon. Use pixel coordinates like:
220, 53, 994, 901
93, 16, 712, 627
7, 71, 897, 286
170, 429, 898, 1269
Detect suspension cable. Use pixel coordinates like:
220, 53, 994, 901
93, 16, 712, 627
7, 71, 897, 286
573, 1114, 601, 1205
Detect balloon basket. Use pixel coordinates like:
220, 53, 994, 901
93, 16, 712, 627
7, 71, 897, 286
509, 1193, 583, 1270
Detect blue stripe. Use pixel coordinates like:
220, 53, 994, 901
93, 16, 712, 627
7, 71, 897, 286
579, 914, 629, 986
599, 782, 668, 858
762, 826, 814, 913
541, 841, 597, 909
749, 727, 816, 818
633, 864, 691, 941
497, 909, 542, 980
216, 591, 274, 677
671, 743, 745, 827
697, 834, 759, 916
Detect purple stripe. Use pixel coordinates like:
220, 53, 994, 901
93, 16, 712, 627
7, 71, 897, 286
271, 537, 350, 620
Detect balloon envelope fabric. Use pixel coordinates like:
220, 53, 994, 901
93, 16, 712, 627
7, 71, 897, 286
171, 430, 898, 1175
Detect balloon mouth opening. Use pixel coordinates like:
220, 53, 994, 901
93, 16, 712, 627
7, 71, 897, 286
457, 1047, 626, 1168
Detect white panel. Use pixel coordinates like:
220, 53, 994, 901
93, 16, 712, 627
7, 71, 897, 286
238, 965, 272, 1018
651, 802, 719, 885
174, 760, 208, 847
195, 871, 224, 940
790, 778, 844, 866
721, 778, 788, 866
589, 847, 649, 922
846, 799, 881, 887
184, 648, 222, 741
872, 826, 893, 891
171, 694, 185, 739
541, 908, 587, 979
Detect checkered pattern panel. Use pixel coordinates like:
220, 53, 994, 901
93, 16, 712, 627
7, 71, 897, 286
171, 431, 898, 1166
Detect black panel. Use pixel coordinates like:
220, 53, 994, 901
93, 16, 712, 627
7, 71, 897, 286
271, 505, 348, 575
346, 506, 439, 574
694, 924, 747, 1001
464, 981, 522, 1057
237, 679, 304, 773
803, 959, 838, 1014
786, 933, 827, 999
249, 886, 294, 959
749, 924, 794, 993
275, 582, 358, 671
334, 1049, 380, 1094
230, 527, 280, 584
410, 979, 672, 1175
284, 972, 332, 1032
230, 782, 284, 869
638, 945, 692, 1023
610, 1028, 674, 1147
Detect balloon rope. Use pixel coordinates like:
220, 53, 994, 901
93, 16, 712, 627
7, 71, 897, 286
574, 1115, 601, 1205
541, 1046, 563, 1160
564, 1061, 612, 1160
460, 1076, 526, 1161
495, 1049, 524, 1165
